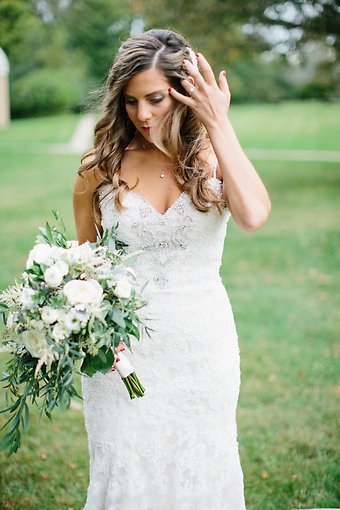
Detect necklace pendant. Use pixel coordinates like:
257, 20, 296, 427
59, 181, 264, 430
160, 171, 165, 178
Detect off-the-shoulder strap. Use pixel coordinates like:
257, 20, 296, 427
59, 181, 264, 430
213, 154, 218, 179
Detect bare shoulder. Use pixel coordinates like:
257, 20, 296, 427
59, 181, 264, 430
197, 143, 223, 180
73, 152, 106, 195
72, 152, 106, 244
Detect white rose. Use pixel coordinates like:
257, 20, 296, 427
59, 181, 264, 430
41, 306, 60, 324
43, 259, 68, 288
26, 243, 63, 269
19, 287, 37, 310
44, 266, 64, 288
21, 329, 48, 358
51, 322, 68, 341
64, 242, 94, 265
114, 279, 131, 299
63, 279, 103, 306
54, 260, 69, 276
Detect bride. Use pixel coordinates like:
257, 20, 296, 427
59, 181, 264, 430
73, 28, 271, 510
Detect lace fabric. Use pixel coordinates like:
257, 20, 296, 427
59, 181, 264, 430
81, 177, 246, 509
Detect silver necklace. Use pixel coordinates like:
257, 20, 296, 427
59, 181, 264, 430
134, 141, 168, 178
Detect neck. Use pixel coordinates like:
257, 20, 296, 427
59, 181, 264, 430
130, 133, 155, 151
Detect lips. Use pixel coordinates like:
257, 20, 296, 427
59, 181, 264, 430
142, 126, 151, 131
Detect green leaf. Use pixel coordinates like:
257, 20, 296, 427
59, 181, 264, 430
111, 308, 126, 328
22, 403, 29, 435
80, 347, 114, 377
45, 221, 53, 243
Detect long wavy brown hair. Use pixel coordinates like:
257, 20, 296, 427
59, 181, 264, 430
77, 28, 224, 226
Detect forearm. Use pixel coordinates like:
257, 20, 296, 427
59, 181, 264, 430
207, 117, 271, 232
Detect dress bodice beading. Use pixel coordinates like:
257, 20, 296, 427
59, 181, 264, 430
99, 178, 231, 292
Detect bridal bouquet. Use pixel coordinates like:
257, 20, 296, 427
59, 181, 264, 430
0, 211, 150, 456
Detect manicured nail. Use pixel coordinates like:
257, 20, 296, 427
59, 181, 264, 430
168, 87, 172, 93
222, 70, 227, 77
196, 53, 200, 58
182, 59, 187, 65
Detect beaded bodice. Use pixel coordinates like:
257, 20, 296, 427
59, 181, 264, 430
98, 178, 231, 292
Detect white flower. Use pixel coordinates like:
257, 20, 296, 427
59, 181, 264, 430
94, 260, 114, 279
114, 279, 131, 299
51, 322, 68, 341
29, 319, 45, 330
66, 240, 79, 249
64, 242, 94, 266
21, 329, 48, 358
41, 305, 60, 324
43, 260, 68, 288
19, 287, 37, 310
44, 266, 64, 288
63, 279, 103, 306
63, 308, 88, 332
54, 260, 69, 275
26, 243, 63, 269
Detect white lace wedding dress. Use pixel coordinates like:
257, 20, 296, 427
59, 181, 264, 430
81, 158, 246, 510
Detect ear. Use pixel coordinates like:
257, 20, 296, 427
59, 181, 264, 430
187, 76, 195, 87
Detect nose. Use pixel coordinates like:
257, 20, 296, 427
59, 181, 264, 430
137, 101, 152, 122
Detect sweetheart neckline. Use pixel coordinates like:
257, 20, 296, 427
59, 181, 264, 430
100, 177, 223, 217
128, 190, 186, 217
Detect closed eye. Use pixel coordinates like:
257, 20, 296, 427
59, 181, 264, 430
151, 97, 164, 104
125, 97, 164, 105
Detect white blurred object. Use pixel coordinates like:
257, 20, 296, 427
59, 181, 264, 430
0, 47, 10, 128
69, 113, 96, 153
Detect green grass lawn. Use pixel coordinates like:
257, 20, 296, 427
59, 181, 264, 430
229, 100, 340, 151
0, 103, 339, 510
0, 113, 80, 145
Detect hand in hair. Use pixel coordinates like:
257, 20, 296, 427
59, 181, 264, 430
169, 52, 230, 132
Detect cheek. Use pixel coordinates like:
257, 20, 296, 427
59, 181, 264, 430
160, 97, 174, 114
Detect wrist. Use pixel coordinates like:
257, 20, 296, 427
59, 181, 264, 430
206, 115, 232, 136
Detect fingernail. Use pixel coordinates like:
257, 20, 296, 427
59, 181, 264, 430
196, 53, 200, 58
182, 59, 187, 65
168, 87, 172, 93
222, 70, 227, 77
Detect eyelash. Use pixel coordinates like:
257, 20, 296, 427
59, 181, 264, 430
125, 97, 164, 105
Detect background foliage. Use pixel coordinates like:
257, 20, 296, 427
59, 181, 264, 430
0, 0, 339, 117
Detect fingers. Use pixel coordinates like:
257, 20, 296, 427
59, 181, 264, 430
219, 70, 230, 96
168, 85, 194, 107
186, 52, 216, 86
182, 58, 206, 89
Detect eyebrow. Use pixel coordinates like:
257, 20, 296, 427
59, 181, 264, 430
123, 89, 167, 98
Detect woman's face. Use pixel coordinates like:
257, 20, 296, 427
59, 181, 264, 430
123, 66, 174, 142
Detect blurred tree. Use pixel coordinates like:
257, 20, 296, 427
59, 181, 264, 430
33, 0, 133, 80
126, 0, 339, 100
1, 0, 338, 117
0, 0, 46, 78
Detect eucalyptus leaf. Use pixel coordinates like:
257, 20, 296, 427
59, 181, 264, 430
111, 308, 126, 328
80, 347, 114, 377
